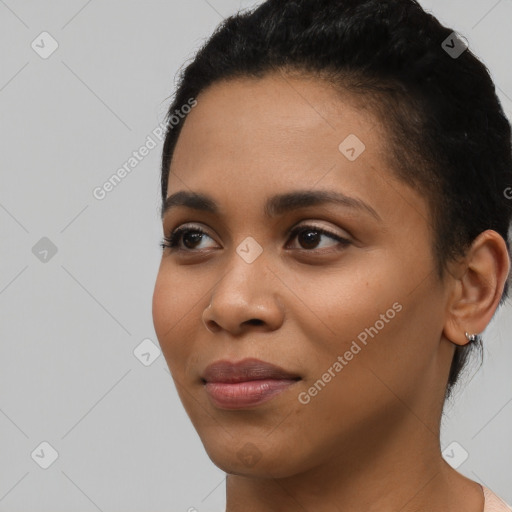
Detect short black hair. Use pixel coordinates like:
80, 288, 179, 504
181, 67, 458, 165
160, 0, 512, 400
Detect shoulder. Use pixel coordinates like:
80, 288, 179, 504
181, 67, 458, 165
482, 486, 512, 512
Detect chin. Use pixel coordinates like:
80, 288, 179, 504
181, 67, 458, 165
201, 437, 305, 479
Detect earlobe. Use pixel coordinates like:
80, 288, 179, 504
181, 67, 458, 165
442, 229, 510, 347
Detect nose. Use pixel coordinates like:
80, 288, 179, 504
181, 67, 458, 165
201, 254, 285, 336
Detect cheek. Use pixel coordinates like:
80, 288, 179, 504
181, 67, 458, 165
294, 253, 433, 390
152, 268, 197, 367
152, 272, 172, 343
290, 262, 399, 357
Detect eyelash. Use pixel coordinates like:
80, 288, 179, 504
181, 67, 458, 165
160, 224, 351, 253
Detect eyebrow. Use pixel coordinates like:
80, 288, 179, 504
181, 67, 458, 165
160, 189, 382, 221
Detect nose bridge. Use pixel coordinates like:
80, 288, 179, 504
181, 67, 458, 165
204, 238, 285, 332
215, 237, 271, 305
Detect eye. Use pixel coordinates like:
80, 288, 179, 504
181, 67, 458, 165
286, 224, 351, 251
160, 225, 217, 252
160, 223, 351, 253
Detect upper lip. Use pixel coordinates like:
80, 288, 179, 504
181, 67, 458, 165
201, 357, 301, 383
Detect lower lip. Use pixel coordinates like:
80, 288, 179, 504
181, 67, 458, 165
204, 379, 300, 409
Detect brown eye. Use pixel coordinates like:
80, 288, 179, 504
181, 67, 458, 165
287, 225, 351, 251
160, 223, 351, 254
296, 229, 323, 249
161, 226, 216, 251
181, 231, 205, 249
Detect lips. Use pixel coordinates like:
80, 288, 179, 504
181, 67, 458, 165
201, 357, 302, 409
201, 357, 301, 384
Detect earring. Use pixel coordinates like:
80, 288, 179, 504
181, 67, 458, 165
465, 332, 477, 342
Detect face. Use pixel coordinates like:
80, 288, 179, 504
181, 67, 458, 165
152, 72, 453, 478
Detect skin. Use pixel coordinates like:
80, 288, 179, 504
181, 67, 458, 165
152, 72, 510, 512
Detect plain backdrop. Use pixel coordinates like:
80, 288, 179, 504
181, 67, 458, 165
0, 1, 511, 510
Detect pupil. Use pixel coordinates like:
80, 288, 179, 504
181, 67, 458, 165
300, 230, 319, 249
183, 232, 202, 249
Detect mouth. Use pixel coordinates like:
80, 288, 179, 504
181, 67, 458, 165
200, 357, 302, 409
202, 378, 301, 409
201, 357, 301, 383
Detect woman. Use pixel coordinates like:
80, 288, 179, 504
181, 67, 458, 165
152, 0, 512, 510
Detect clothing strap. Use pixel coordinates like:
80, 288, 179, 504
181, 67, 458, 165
482, 485, 512, 512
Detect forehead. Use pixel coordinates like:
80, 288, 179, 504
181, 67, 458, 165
166, 73, 429, 225
171, 74, 375, 178
174, 73, 377, 155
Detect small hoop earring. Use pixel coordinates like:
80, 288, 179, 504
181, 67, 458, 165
465, 332, 477, 343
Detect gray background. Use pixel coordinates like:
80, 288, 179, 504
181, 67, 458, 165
0, 0, 511, 510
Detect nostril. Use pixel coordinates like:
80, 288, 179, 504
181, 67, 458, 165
203, 319, 217, 333
247, 319, 264, 326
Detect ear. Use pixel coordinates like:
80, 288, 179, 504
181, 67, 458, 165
443, 229, 511, 346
